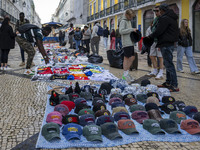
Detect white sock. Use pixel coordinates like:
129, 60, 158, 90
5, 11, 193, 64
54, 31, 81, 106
124, 70, 129, 76
152, 68, 158, 74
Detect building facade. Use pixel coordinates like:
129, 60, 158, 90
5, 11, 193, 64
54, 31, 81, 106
87, 0, 200, 52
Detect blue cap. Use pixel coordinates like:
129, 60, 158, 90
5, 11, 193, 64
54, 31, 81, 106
74, 98, 87, 106
183, 106, 198, 118
111, 102, 125, 109
85, 71, 93, 76
96, 115, 114, 126
67, 75, 74, 80
62, 123, 82, 141
79, 114, 95, 126
114, 112, 130, 121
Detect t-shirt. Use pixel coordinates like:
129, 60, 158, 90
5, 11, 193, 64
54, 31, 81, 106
21, 28, 43, 43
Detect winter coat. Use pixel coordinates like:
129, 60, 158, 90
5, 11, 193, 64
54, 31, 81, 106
0, 25, 16, 49
149, 9, 179, 48
119, 15, 134, 48
74, 31, 82, 41
103, 29, 110, 38
82, 29, 91, 40
91, 23, 100, 39
178, 29, 192, 47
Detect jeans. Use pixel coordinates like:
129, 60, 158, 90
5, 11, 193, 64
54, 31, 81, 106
115, 37, 122, 50
20, 47, 25, 62
103, 37, 108, 49
91, 36, 100, 55
161, 46, 178, 87
75, 40, 81, 50
177, 46, 199, 72
1, 49, 10, 64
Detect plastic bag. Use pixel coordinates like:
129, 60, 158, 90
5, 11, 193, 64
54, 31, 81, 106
107, 49, 124, 69
88, 55, 103, 64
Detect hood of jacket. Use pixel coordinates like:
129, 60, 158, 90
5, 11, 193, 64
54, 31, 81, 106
163, 9, 178, 20
121, 15, 128, 21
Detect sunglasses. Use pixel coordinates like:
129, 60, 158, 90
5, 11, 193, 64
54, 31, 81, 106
153, 10, 159, 12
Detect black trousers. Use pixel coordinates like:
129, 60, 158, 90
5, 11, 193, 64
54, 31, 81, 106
84, 39, 90, 54
1, 49, 10, 64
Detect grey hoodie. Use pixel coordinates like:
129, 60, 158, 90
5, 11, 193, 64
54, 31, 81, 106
119, 15, 134, 48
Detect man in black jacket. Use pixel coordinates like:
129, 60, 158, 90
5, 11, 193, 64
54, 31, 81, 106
148, 4, 179, 92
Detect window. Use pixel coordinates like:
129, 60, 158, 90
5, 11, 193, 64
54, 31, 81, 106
98, 0, 101, 12
104, 0, 107, 9
94, 2, 96, 14
90, 4, 92, 15
143, 10, 154, 36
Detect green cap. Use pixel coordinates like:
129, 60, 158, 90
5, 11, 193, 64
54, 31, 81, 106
143, 119, 165, 135
129, 104, 145, 113
78, 108, 94, 116
169, 111, 187, 124
80, 92, 93, 100
83, 124, 103, 142
41, 123, 61, 141
101, 122, 122, 140
136, 94, 147, 103
159, 119, 181, 134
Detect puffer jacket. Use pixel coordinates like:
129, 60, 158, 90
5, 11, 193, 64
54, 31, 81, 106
178, 29, 192, 47
119, 15, 134, 48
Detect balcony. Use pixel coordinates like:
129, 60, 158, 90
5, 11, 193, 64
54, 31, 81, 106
95, 12, 99, 19
91, 14, 94, 21
114, 2, 122, 13
137, 0, 154, 6
106, 6, 113, 16
100, 10, 105, 18
124, 0, 129, 10
87, 16, 90, 22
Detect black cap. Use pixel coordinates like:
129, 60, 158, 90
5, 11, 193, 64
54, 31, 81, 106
99, 82, 113, 95
74, 82, 81, 94
49, 90, 60, 106
141, 79, 151, 86
92, 97, 105, 105
110, 94, 123, 101
147, 92, 159, 100
160, 103, 177, 114
145, 103, 159, 111
68, 93, 80, 102
92, 103, 107, 113
193, 112, 200, 123
162, 96, 175, 104
62, 114, 79, 124
173, 101, 186, 111
159, 3, 169, 11
65, 86, 73, 94
74, 103, 91, 114
130, 30, 142, 43
143, 37, 154, 47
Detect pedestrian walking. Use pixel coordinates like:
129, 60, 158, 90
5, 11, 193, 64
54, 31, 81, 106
68, 23, 74, 49
115, 25, 122, 50
110, 29, 116, 50
147, 4, 179, 92
74, 27, 82, 51
0, 17, 16, 70
91, 22, 101, 55
82, 25, 91, 54
119, 9, 137, 82
103, 27, 110, 50
16, 26, 52, 75
15, 12, 29, 67
177, 19, 200, 74
147, 6, 164, 80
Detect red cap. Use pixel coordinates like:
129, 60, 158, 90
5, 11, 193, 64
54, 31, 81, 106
61, 101, 75, 112
180, 119, 200, 135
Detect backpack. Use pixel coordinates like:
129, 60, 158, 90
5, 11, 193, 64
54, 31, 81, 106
97, 26, 103, 36
17, 23, 39, 34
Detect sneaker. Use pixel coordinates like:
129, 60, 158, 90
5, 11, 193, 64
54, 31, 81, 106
147, 72, 157, 77
127, 74, 135, 82
168, 85, 179, 92
0, 67, 4, 70
191, 71, 200, 75
157, 82, 171, 88
4, 66, 12, 70
177, 70, 184, 73
155, 73, 163, 80
24, 69, 35, 75
19, 62, 25, 66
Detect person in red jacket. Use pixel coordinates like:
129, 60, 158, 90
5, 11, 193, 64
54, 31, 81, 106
110, 29, 116, 50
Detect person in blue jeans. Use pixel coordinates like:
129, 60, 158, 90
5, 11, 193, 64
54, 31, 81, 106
177, 19, 200, 74
115, 25, 122, 50
147, 4, 179, 92
74, 27, 82, 50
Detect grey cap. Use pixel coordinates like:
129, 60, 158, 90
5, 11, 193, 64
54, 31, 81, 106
159, 3, 169, 11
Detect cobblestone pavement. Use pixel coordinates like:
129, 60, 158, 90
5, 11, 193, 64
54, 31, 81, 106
0, 40, 200, 150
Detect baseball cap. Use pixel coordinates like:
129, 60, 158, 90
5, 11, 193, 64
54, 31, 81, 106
132, 111, 149, 124
80, 92, 93, 101
62, 123, 82, 141
98, 82, 113, 95
95, 110, 111, 118
112, 107, 128, 116
146, 96, 161, 106
109, 97, 123, 105
54, 104, 69, 116
141, 79, 151, 86
169, 111, 187, 124
124, 97, 137, 106
93, 103, 106, 112
160, 103, 177, 114
173, 101, 186, 111
130, 105, 145, 113
180, 119, 200, 135
145, 103, 159, 112
110, 94, 123, 100
147, 92, 159, 100
78, 108, 94, 116
148, 109, 163, 121
92, 97, 105, 105
46, 111, 63, 126
68, 93, 80, 102
83, 124, 103, 142
130, 30, 141, 43
123, 94, 135, 101
114, 112, 130, 121
62, 114, 79, 124
118, 119, 139, 135
74, 103, 91, 114
61, 101, 75, 112
101, 122, 122, 140
111, 102, 125, 109
110, 88, 122, 95
183, 106, 198, 118
74, 98, 87, 106
42, 123, 61, 141
59, 94, 70, 103
96, 115, 114, 126
79, 114, 95, 126
136, 94, 148, 103
159, 119, 181, 134
143, 119, 165, 135
81, 85, 94, 93
162, 96, 175, 104
159, 3, 169, 11
49, 90, 60, 106
193, 112, 200, 123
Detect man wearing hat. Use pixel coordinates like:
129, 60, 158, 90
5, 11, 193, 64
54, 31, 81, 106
146, 4, 179, 92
